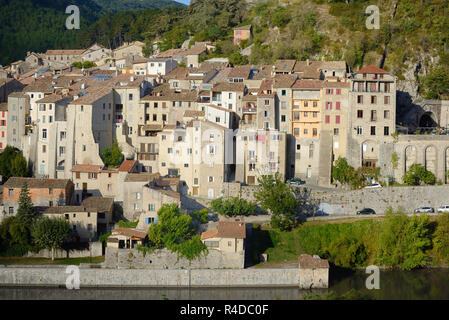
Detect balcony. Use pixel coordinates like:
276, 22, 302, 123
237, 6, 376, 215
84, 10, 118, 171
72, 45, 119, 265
242, 107, 257, 113
56, 166, 65, 171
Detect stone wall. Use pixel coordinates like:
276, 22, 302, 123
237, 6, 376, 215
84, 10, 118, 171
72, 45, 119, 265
0, 267, 300, 287
313, 185, 449, 215
26, 242, 103, 259
103, 247, 244, 269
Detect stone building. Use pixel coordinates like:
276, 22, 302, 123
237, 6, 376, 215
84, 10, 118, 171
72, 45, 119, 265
234, 25, 252, 46
298, 254, 329, 289
0, 103, 7, 150
1, 177, 74, 218
201, 221, 246, 254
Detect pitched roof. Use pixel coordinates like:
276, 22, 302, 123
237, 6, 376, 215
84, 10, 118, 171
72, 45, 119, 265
201, 221, 246, 240
3, 177, 71, 189
298, 254, 329, 269
81, 197, 114, 212
111, 227, 147, 239
234, 25, 251, 31
182, 44, 207, 56
71, 164, 104, 173
44, 206, 87, 214
156, 48, 185, 58
228, 66, 251, 79
274, 59, 296, 73
273, 74, 298, 88
45, 49, 85, 56
357, 65, 389, 74
118, 160, 137, 172
35, 94, 71, 104
292, 79, 323, 89
212, 82, 246, 92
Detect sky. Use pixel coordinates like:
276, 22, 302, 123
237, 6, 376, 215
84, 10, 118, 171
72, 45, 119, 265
174, 0, 190, 5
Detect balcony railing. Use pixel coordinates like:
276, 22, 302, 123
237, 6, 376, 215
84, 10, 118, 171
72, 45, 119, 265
56, 166, 65, 171
242, 107, 257, 113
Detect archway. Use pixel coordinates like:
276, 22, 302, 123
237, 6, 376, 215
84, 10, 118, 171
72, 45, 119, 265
425, 146, 437, 176
361, 140, 378, 167
404, 145, 417, 173
419, 112, 438, 127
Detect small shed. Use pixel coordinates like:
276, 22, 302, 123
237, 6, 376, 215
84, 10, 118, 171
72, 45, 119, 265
298, 254, 329, 289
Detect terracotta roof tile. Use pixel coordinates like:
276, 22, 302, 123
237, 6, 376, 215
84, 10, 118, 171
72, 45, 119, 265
71, 164, 104, 173
111, 227, 147, 239
357, 65, 389, 74
202, 221, 246, 240
81, 197, 114, 212
118, 160, 136, 172
3, 177, 71, 189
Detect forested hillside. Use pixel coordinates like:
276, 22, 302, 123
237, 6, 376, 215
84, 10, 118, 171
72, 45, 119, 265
0, 0, 184, 66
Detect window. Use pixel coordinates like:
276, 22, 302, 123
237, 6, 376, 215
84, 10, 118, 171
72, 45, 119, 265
208, 176, 214, 182
264, 110, 269, 117
294, 128, 299, 136
281, 90, 287, 96
371, 110, 377, 121
264, 99, 270, 105
205, 241, 219, 248
82, 145, 86, 152
294, 112, 300, 120
162, 162, 166, 167
9, 207, 14, 214
313, 112, 318, 118
325, 115, 330, 124
384, 126, 389, 136
313, 101, 317, 107
42, 145, 46, 153
384, 110, 390, 119
136, 192, 141, 200
371, 96, 377, 104
357, 110, 363, 118
281, 101, 287, 109
326, 102, 332, 110
304, 112, 308, 117
42, 129, 47, 139
313, 128, 317, 136
334, 128, 339, 136
8, 189, 13, 197
384, 96, 390, 104
208, 145, 215, 154
357, 126, 363, 135
59, 147, 65, 155
336, 102, 341, 110
370, 126, 376, 135
304, 101, 308, 107
336, 115, 340, 124
89, 173, 97, 179
281, 115, 286, 122
134, 203, 139, 210
309, 144, 314, 158
304, 128, 308, 135
60, 131, 66, 140
76, 172, 80, 179
357, 95, 363, 104
215, 117, 220, 123
168, 148, 173, 154
129, 94, 133, 101
326, 89, 332, 94
336, 89, 341, 95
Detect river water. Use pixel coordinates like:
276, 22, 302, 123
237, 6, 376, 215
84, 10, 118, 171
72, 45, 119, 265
1, 269, 449, 300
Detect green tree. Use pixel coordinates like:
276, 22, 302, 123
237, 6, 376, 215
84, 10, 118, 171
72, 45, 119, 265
190, 208, 208, 224
423, 67, 449, 99
31, 217, 71, 260
229, 50, 248, 65
146, 204, 207, 260
100, 138, 124, 167
433, 214, 449, 263
210, 197, 256, 217
402, 163, 436, 185
0, 146, 29, 181
332, 157, 356, 186
255, 173, 298, 231
377, 207, 431, 270
16, 183, 38, 228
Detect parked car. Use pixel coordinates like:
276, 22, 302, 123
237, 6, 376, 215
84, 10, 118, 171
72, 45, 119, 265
356, 208, 376, 215
287, 178, 305, 186
437, 205, 449, 213
364, 183, 382, 189
414, 206, 435, 213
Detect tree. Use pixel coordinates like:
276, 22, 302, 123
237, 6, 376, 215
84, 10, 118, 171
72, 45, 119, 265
377, 207, 431, 270
100, 138, 124, 167
402, 163, 436, 185
332, 157, 356, 186
0, 146, 29, 181
433, 214, 449, 263
254, 173, 299, 231
423, 67, 449, 99
31, 217, 71, 260
210, 197, 256, 217
16, 183, 38, 228
146, 204, 207, 260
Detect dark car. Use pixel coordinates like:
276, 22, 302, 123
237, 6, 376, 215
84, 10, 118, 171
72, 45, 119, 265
356, 208, 376, 215
287, 178, 305, 186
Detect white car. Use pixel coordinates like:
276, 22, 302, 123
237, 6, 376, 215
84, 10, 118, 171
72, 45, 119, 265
437, 205, 449, 213
364, 183, 382, 189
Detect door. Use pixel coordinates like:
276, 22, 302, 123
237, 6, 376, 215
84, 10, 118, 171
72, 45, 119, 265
193, 187, 199, 196
208, 189, 214, 199
307, 168, 312, 178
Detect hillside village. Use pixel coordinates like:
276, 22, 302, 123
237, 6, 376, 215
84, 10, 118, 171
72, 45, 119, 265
0, 27, 449, 264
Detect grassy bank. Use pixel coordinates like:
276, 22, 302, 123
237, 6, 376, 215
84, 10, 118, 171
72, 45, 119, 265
251, 210, 449, 270
0, 256, 105, 265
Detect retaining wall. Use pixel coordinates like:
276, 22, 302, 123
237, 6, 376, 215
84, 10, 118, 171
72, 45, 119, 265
26, 242, 103, 259
0, 267, 300, 287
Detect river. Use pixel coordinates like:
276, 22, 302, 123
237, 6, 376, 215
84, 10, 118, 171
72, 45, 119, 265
1, 269, 449, 300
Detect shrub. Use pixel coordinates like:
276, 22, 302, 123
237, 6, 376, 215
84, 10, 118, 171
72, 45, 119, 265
210, 197, 256, 217
433, 214, 449, 263
402, 163, 435, 185
190, 208, 208, 224
118, 220, 138, 228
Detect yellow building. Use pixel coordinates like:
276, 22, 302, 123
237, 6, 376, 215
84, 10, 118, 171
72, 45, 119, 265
291, 80, 323, 138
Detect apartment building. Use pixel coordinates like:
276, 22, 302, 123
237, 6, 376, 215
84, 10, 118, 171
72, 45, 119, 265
320, 78, 351, 163
291, 80, 323, 139
7, 92, 30, 150
34, 94, 72, 178
210, 82, 246, 115
113, 41, 145, 59
234, 25, 252, 46
348, 65, 396, 169
157, 119, 234, 198
147, 58, 178, 76
257, 79, 277, 130
235, 129, 286, 185
0, 103, 7, 150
